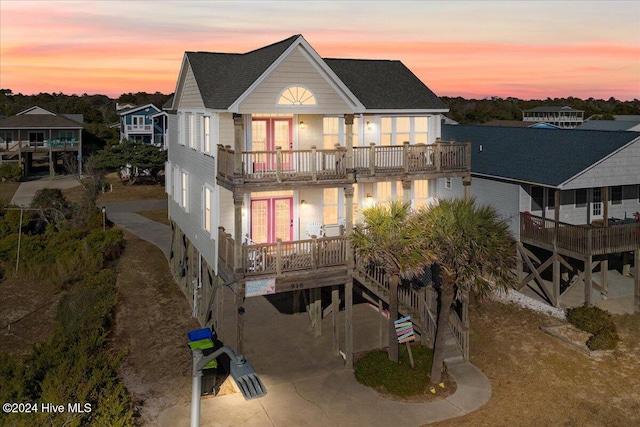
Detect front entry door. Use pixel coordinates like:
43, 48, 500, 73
250, 197, 293, 243
590, 188, 603, 222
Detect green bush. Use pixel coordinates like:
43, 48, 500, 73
0, 269, 134, 427
354, 345, 435, 397
0, 163, 22, 182
587, 328, 620, 351
566, 305, 620, 351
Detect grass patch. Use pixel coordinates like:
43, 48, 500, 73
355, 344, 450, 398
137, 209, 170, 225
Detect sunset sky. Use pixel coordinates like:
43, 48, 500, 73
1, 1, 639, 100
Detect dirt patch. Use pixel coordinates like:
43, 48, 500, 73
112, 230, 201, 426
0, 278, 61, 357
431, 299, 640, 427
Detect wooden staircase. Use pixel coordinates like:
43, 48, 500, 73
352, 259, 468, 363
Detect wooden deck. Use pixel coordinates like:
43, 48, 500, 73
520, 212, 640, 258
217, 141, 471, 190
216, 227, 469, 361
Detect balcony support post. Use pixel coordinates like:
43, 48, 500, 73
233, 114, 244, 177
552, 191, 561, 306
634, 250, 639, 313
275, 146, 282, 183
344, 114, 354, 170
233, 191, 243, 275
402, 180, 411, 204
276, 239, 282, 276
463, 174, 472, 201
601, 186, 609, 298
344, 185, 354, 368
403, 141, 410, 173
331, 285, 340, 355
311, 145, 317, 181
369, 143, 376, 175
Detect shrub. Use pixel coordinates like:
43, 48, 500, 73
587, 328, 620, 351
354, 345, 435, 397
0, 163, 22, 182
566, 305, 620, 351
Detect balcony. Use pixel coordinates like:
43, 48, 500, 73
217, 141, 470, 190
217, 227, 350, 289
520, 212, 640, 257
126, 124, 152, 133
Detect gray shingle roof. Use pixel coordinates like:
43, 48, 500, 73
441, 125, 639, 187
186, 35, 446, 111
0, 114, 83, 129
187, 35, 299, 109
324, 59, 447, 110
576, 120, 640, 131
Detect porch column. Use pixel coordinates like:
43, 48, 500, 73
552, 190, 561, 306
309, 287, 322, 337
233, 191, 244, 274
235, 288, 245, 355
463, 174, 472, 200
634, 250, 639, 313
332, 285, 340, 355
601, 187, 609, 297
585, 255, 593, 307
233, 114, 244, 177
344, 114, 354, 170
344, 185, 354, 368
402, 180, 411, 205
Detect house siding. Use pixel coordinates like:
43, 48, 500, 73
178, 66, 205, 110
471, 178, 521, 239
238, 47, 352, 114
562, 138, 640, 189
168, 137, 218, 272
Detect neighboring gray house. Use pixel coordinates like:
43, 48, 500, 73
441, 124, 640, 311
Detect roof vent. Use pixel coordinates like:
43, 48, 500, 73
479, 144, 483, 152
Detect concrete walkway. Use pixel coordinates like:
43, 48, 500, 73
158, 290, 491, 427
101, 200, 171, 260
10, 175, 81, 207
10, 176, 492, 426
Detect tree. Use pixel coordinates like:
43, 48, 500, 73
350, 201, 432, 362
415, 198, 516, 384
91, 140, 167, 184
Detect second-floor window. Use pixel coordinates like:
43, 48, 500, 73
203, 186, 214, 234
380, 117, 429, 145
203, 116, 211, 153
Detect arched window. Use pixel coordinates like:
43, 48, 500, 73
278, 86, 316, 105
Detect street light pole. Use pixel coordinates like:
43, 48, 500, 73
189, 345, 266, 427
101, 206, 106, 231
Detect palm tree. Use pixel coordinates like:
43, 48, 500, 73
415, 198, 516, 384
350, 201, 431, 362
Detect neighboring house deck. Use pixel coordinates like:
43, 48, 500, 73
0, 106, 83, 177
442, 124, 640, 311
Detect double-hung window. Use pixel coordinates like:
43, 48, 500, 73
203, 185, 214, 234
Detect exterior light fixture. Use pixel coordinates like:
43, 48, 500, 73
299, 121, 305, 129
366, 121, 372, 131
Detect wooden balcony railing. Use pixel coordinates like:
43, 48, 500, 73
520, 212, 640, 256
217, 141, 471, 185
217, 227, 348, 278
353, 141, 470, 176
